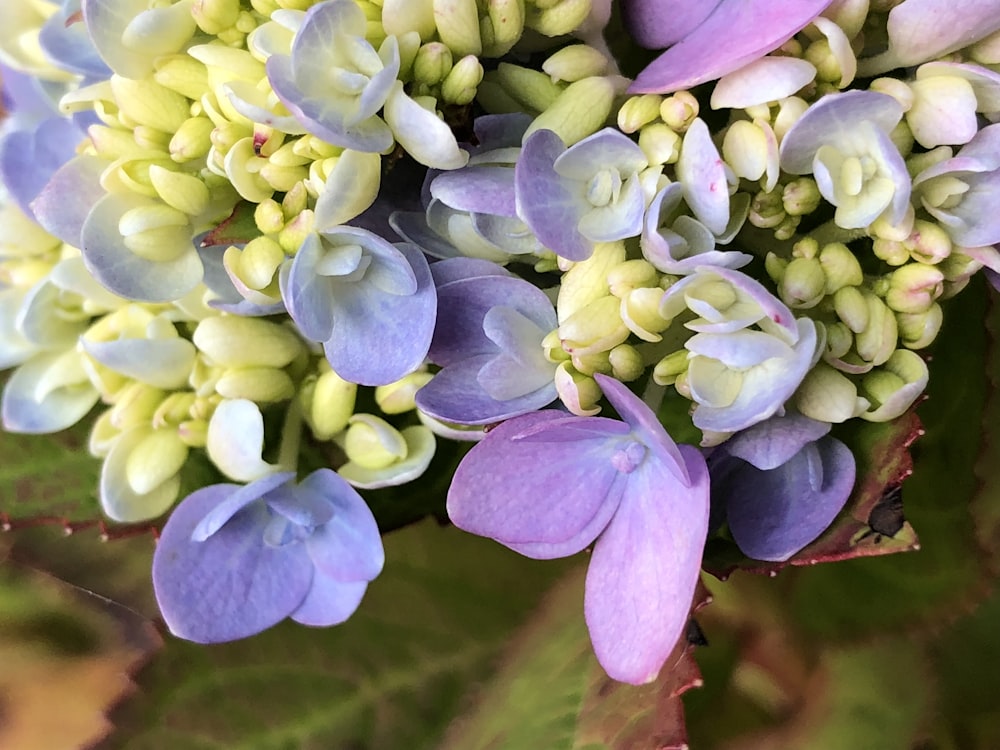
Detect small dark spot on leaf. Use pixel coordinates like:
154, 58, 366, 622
868, 483, 905, 538
685, 617, 708, 647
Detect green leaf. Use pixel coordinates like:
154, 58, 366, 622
439, 566, 705, 750
98, 521, 570, 749
0, 420, 103, 525
200, 201, 259, 247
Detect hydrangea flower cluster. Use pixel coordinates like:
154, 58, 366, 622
2, 0, 1000, 685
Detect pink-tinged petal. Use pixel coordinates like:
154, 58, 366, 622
152, 483, 313, 643
676, 119, 730, 236
622, 0, 722, 49
447, 410, 628, 557
584, 444, 710, 684
300, 469, 384, 582
290, 576, 368, 626
629, 0, 834, 94
721, 436, 855, 561
859, 0, 1000, 75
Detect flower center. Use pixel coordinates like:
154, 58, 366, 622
612, 440, 647, 474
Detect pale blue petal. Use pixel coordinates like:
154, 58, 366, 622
290, 576, 368, 627
723, 412, 831, 470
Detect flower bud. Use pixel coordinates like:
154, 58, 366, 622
818, 241, 863, 293
153, 55, 211, 100
111, 76, 191, 134
542, 328, 571, 363
215, 366, 295, 402
652, 349, 689, 386
782, 176, 822, 216
621, 286, 670, 341
525, 0, 591, 37
638, 122, 681, 165
254, 198, 286, 234
193, 316, 303, 368
616, 94, 661, 134
855, 292, 897, 365
543, 44, 608, 83
557, 241, 623, 320
170, 117, 214, 163
149, 166, 211, 216
872, 238, 910, 266
440, 54, 484, 105
607, 259, 658, 297
794, 362, 869, 423
764, 252, 788, 284
554, 361, 602, 416
119, 203, 193, 263
779, 256, 826, 308
833, 285, 869, 333
659, 91, 699, 132
571, 350, 611, 375
278, 209, 316, 254
750, 189, 786, 229
343, 414, 407, 470
302, 364, 358, 439
608, 344, 644, 381
824, 321, 853, 359
897, 303, 943, 349
481, 0, 526, 57
721, 120, 768, 182
903, 219, 951, 264
884, 263, 945, 314
125, 428, 189, 495
434, 0, 482, 56
869, 203, 914, 242
193, 0, 242, 34
413, 42, 453, 85
109, 383, 167, 432
859, 349, 928, 422
526, 76, 617, 146
559, 295, 629, 356
376, 371, 433, 414
494, 62, 563, 112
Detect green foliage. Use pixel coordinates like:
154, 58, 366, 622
98, 521, 570, 750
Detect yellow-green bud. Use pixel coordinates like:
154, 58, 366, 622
884, 263, 944, 314
638, 122, 681, 165
375, 371, 433, 414
215, 367, 295, 402
481, 0, 526, 57
869, 202, 915, 241
153, 55, 211, 100
110, 76, 191, 134
543, 44, 608, 84
255, 198, 286, 234
125, 428, 189, 495
722, 119, 769, 182
542, 328, 571, 363
855, 291, 897, 365
301, 364, 357, 439
556, 241, 623, 320
869, 76, 914, 111
782, 177, 822, 216
178, 419, 209, 448
193, 316, 303, 368
779, 256, 826, 308
872, 237, 910, 266
259, 162, 309, 192
278, 210, 316, 255
559, 295, 629, 356
897, 303, 943, 349
414, 42, 454, 85
804, 38, 841, 84
607, 259, 658, 297
525, 0, 591, 37
434, 0, 482, 56
608, 344, 644, 381
494, 63, 563, 112
621, 286, 671, 341
343, 414, 407, 470
152, 393, 198, 430
170, 117, 214, 163
824, 321, 853, 359
794, 362, 868, 423
109, 383, 167, 431
525, 76, 617, 146
819, 241, 864, 293
903, 219, 951, 264
119, 203, 192, 263
618, 94, 663, 134
773, 215, 800, 241
193, 0, 241, 33
970, 28, 1000, 64
858, 350, 928, 422
659, 91, 699, 132
283, 182, 310, 218
441, 54, 484, 105
652, 349, 690, 386
149, 166, 211, 216
554, 361, 602, 416
765, 252, 788, 284
571, 350, 612, 376
750, 189, 786, 228
833, 285, 869, 333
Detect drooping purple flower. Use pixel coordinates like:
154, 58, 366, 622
447, 374, 710, 684
415, 257, 558, 425
152, 469, 384, 643
912, 123, 1000, 247
515, 128, 649, 261
708, 413, 855, 561
280, 225, 436, 386
626, 0, 834, 94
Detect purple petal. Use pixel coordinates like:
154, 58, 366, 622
584, 444, 710, 684
324, 243, 436, 385
152, 483, 314, 642
447, 410, 628, 557
429, 256, 512, 287
0, 118, 82, 216
430, 166, 518, 217
191, 472, 297, 541
416, 354, 557, 424
300, 469, 384, 582
30, 155, 106, 247
622, 0, 722, 49
283, 234, 337, 342
629, 0, 833, 94
723, 412, 831, 470
720, 436, 855, 561
515, 129, 593, 261
290, 575, 369, 626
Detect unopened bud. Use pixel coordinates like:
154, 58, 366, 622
440, 54, 484, 105
608, 344, 644, 381
884, 263, 945, 314
343, 414, 407, 469
543, 44, 608, 83
618, 94, 663, 134
819, 241, 863, 293
794, 363, 868, 423
638, 122, 681, 165
525, 76, 616, 146
780, 256, 826, 308
652, 349, 689, 386
375, 371, 433, 414
554, 361, 602, 416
